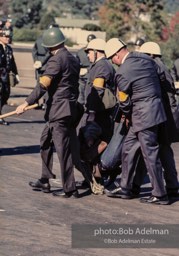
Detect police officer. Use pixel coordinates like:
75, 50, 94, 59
76, 34, 96, 106
105, 38, 169, 204
79, 38, 116, 184
0, 27, 19, 125
84, 38, 116, 143
16, 27, 83, 198
135, 42, 179, 196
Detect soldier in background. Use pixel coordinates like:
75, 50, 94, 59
0, 27, 19, 125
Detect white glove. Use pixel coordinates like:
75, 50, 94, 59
15, 74, 20, 83
33, 61, 42, 69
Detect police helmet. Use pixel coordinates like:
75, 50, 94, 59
87, 34, 96, 43
85, 38, 106, 52
42, 27, 66, 48
105, 38, 126, 59
48, 23, 59, 29
135, 38, 145, 47
139, 42, 161, 56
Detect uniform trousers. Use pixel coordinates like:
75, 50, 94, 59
120, 125, 167, 197
40, 116, 77, 193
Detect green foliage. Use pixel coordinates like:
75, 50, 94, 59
160, 24, 179, 69
38, 13, 55, 30
13, 28, 41, 42
10, 0, 44, 28
99, 0, 167, 41
83, 24, 101, 31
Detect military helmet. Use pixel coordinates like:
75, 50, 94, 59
139, 42, 161, 56
105, 38, 126, 59
87, 34, 96, 42
85, 38, 106, 52
42, 27, 66, 48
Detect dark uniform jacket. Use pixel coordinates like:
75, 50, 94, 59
0, 43, 18, 107
0, 43, 18, 77
115, 52, 166, 132
0, 44, 6, 98
155, 57, 179, 142
85, 57, 116, 112
26, 47, 80, 122
84, 56, 116, 142
171, 58, 179, 82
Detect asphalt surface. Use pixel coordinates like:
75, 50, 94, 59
0, 50, 179, 256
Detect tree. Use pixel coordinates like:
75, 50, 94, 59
98, 0, 167, 41
160, 11, 179, 68
10, 0, 44, 28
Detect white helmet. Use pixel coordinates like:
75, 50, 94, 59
105, 38, 126, 58
139, 42, 161, 56
85, 38, 106, 52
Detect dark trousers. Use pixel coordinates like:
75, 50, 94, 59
133, 145, 179, 191
120, 125, 167, 197
40, 117, 76, 193
0, 82, 10, 114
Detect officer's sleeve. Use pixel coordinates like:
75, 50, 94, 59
39, 57, 61, 89
115, 73, 132, 117
26, 83, 46, 105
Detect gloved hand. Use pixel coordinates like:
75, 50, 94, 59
33, 61, 42, 69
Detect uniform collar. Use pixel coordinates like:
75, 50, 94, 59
121, 52, 130, 64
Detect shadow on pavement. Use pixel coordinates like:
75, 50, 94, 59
0, 145, 40, 156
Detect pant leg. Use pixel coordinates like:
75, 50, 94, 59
132, 151, 147, 192
51, 117, 76, 193
120, 127, 142, 191
1, 82, 10, 107
160, 144, 179, 189
40, 123, 55, 179
138, 126, 167, 197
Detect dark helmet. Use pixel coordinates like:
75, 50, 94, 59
48, 23, 59, 29
42, 27, 66, 48
87, 34, 96, 43
135, 37, 145, 47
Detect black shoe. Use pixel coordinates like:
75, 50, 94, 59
167, 188, 179, 198
104, 180, 120, 193
140, 195, 169, 205
106, 187, 137, 199
0, 118, 9, 125
52, 190, 79, 198
76, 180, 90, 189
29, 179, 50, 193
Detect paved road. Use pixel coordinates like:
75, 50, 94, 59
1, 107, 179, 256
0, 49, 179, 256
